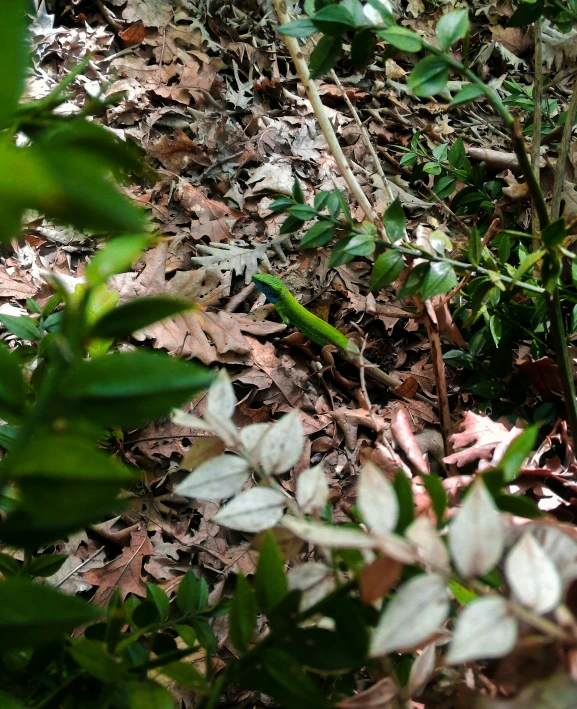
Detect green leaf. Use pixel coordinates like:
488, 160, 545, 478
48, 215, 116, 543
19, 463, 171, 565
269, 196, 295, 213
366, 0, 394, 24
499, 425, 538, 482
377, 26, 423, 52
300, 221, 336, 248
69, 639, 124, 682
63, 351, 215, 427
448, 138, 468, 170
384, 197, 406, 242
280, 214, 306, 235
292, 179, 306, 204
541, 218, 567, 248
0, 0, 29, 130
328, 238, 356, 268
0, 315, 40, 341
420, 261, 457, 301
351, 28, 377, 73
259, 648, 330, 709
436, 10, 469, 50
146, 582, 170, 621
161, 662, 208, 692
397, 262, 429, 299
27, 554, 68, 578
0, 344, 27, 421
90, 297, 194, 340
0, 578, 102, 650
450, 83, 485, 106
255, 532, 288, 614
370, 250, 405, 291
489, 314, 502, 347
421, 474, 447, 525
177, 570, 208, 615
0, 692, 26, 709
447, 579, 477, 604
512, 248, 546, 284
343, 233, 376, 256
310, 36, 343, 77
0, 553, 21, 577
393, 470, 414, 534
467, 226, 481, 267
277, 19, 318, 37
495, 494, 542, 518
408, 56, 449, 97
541, 252, 562, 293
508, 0, 545, 27
311, 5, 357, 35
124, 681, 175, 709
288, 204, 317, 220
229, 575, 257, 654
174, 624, 197, 648
86, 234, 152, 286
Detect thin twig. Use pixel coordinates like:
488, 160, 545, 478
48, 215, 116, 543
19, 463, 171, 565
272, 0, 380, 228
55, 546, 105, 587
551, 78, 577, 220
329, 69, 395, 206
531, 19, 543, 244
93, 0, 123, 33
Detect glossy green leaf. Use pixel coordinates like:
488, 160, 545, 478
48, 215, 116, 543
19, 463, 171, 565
229, 574, 257, 654
421, 473, 447, 525
0, 578, 102, 650
0, 554, 21, 577
292, 179, 305, 204
541, 252, 562, 294
62, 351, 215, 427
393, 470, 415, 534
177, 570, 208, 615
366, 0, 394, 24
280, 214, 306, 234
300, 221, 335, 248
68, 639, 124, 682
408, 56, 449, 97
86, 234, 152, 286
351, 28, 377, 72
146, 582, 170, 621
384, 197, 406, 242
495, 494, 542, 518
0, 0, 28, 130
0, 344, 27, 421
377, 26, 423, 52
255, 532, 288, 614
499, 425, 538, 482
436, 10, 469, 50
90, 297, 194, 340
450, 83, 484, 106
397, 262, 429, 299
0, 315, 40, 341
27, 554, 67, 578
310, 35, 343, 77
277, 19, 318, 37
420, 261, 457, 301
311, 5, 357, 35
468, 225, 481, 266
288, 204, 317, 220
509, 0, 545, 27
269, 196, 295, 213
370, 250, 404, 291
541, 218, 567, 248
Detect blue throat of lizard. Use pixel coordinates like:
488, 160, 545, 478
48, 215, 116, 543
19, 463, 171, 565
253, 280, 281, 304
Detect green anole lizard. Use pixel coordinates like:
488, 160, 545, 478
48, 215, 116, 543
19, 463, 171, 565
253, 273, 402, 391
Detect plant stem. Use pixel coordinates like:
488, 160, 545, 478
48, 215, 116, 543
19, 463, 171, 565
531, 19, 543, 244
272, 0, 380, 226
551, 77, 577, 220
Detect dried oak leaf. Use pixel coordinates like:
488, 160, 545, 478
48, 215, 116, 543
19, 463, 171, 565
149, 129, 211, 172
83, 526, 154, 604
443, 411, 524, 469
176, 181, 244, 242
490, 26, 533, 56
111, 240, 284, 364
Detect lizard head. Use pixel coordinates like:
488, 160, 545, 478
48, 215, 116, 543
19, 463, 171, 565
253, 273, 285, 304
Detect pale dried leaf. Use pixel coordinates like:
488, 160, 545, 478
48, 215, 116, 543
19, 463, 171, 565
336, 677, 398, 709
446, 596, 518, 665
176, 454, 251, 501
370, 574, 449, 657
258, 411, 304, 475
472, 674, 577, 709
449, 479, 504, 578
212, 487, 286, 532
406, 516, 450, 572
358, 462, 399, 534
192, 242, 271, 285
206, 370, 236, 422
505, 532, 562, 614
408, 642, 437, 697
296, 464, 329, 514
282, 516, 376, 549
443, 412, 524, 469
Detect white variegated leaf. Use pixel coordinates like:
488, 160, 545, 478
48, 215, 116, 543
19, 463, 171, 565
370, 574, 449, 657
448, 478, 504, 578
446, 596, 518, 665
176, 454, 250, 501
282, 516, 376, 549
212, 487, 286, 532
296, 464, 329, 514
406, 516, 450, 572
358, 462, 399, 534
287, 562, 335, 610
374, 532, 417, 564
239, 423, 270, 458
206, 370, 236, 420
505, 532, 562, 614
259, 411, 304, 475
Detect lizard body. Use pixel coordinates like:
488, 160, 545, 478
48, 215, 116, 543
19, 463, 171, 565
253, 274, 402, 391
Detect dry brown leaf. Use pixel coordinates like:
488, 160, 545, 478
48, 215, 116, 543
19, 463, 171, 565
360, 555, 402, 605
83, 526, 154, 604
149, 129, 211, 171
490, 26, 533, 55
391, 408, 429, 475
337, 677, 398, 708
177, 181, 244, 242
